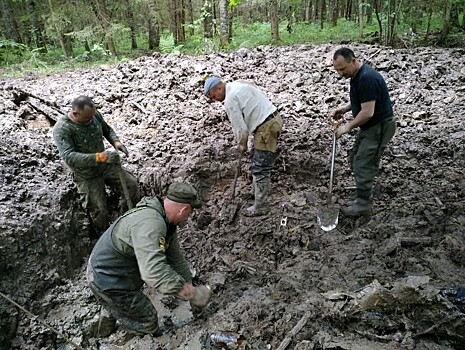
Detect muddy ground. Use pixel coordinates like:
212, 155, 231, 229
0, 44, 464, 350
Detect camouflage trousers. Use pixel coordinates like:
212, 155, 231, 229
349, 116, 396, 200
251, 113, 282, 181
87, 263, 158, 334
73, 164, 140, 233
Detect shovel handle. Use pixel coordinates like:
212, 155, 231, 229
231, 155, 241, 200
328, 132, 337, 203
119, 169, 134, 210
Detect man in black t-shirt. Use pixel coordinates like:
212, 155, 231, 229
330, 48, 396, 216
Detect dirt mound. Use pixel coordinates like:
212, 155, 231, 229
0, 44, 464, 349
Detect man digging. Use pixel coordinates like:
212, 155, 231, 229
331, 47, 396, 216
87, 182, 212, 343
204, 76, 283, 217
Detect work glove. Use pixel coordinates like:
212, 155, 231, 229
105, 151, 121, 164
190, 285, 212, 318
335, 124, 351, 139
114, 141, 129, 157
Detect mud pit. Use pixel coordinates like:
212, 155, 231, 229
0, 44, 464, 350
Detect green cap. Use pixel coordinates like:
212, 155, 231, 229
167, 182, 202, 209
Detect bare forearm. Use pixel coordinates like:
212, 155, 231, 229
339, 104, 351, 114
348, 109, 373, 129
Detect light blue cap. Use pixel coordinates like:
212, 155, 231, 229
204, 76, 221, 96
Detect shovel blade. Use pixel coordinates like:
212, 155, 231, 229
317, 205, 339, 232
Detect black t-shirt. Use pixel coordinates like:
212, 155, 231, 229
350, 64, 393, 130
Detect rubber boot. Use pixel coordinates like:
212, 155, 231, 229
242, 178, 270, 217
341, 197, 371, 216
91, 311, 117, 338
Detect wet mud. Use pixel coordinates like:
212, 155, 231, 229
0, 44, 464, 349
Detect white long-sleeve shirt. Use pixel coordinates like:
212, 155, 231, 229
224, 81, 276, 145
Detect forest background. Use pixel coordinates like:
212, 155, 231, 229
0, 0, 464, 76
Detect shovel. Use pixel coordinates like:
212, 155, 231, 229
317, 132, 339, 231
220, 153, 241, 223
119, 168, 134, 210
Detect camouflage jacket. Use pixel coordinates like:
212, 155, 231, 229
52, 111, 120, 179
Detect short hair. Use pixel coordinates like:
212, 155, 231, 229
72, 96, 94, 112
333, 48, 356, 62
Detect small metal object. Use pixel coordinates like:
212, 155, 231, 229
280, 217, 288, 227
205, 331, 245, 349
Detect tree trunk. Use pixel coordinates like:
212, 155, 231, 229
219, 0, 229, 48
94, 0, 117, 56
359, 0, 363, 37
345, 0, 352, 20
425, 6, 432, 40
170, 0, 186, 43
186, 0, 194, 36
366, 0, 373, 25
270, 0, 280, 41
374, 0, 383, 41
59, 32, 73, 58
439, 0, 452, 44
0, 0, 22, 43
125, 0, 137, 49
147, 1, 160, 50
329, 0, 337, 26
26, 0, 47, 53
462, 6, 465, 30
229, 10, 234, 40
176, 0, 185, 43
203, 0, 213, 38
320, 0, 325, 30
305, 0, 312, 22
451, 4, 460, 28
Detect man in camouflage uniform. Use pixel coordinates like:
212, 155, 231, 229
53, 96, 139, 232
87, 182, 211, 339
204, 76, 283, 217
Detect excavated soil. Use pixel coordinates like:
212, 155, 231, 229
0, 44, 464, 350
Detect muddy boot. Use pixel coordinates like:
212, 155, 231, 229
341, 198, 371, 216
246, 177, 256, 200
242, 178, 270, 217
90, 312, 117, 338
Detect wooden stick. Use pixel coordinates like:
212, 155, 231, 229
276, 312, 312, 350
231, 155, 241, 200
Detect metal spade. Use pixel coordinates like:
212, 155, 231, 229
317, 132, 339, 231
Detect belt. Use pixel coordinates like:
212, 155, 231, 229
261, 110, 278, 124
254, 111, 278, 133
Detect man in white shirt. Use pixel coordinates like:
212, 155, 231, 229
204, 76, 283, 216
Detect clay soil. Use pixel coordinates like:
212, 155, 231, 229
0, 44, 464, 350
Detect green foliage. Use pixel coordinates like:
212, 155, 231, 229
228, 18, 380, 50
159, 32, 184, 55
2, 0, 465, 77
0, 39, 27, 64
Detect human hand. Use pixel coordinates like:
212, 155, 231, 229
238, 136, 247, 155
335, 124, 351, 139
190, 285, 212, 308
329, 108, 346, 121
105, 151, 121, 164
114, 142, 129, 156
178, 282, 196, 300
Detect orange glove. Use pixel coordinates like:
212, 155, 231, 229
96, 152, 107, 163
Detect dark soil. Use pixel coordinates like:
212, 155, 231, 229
0, 44, 464, 350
